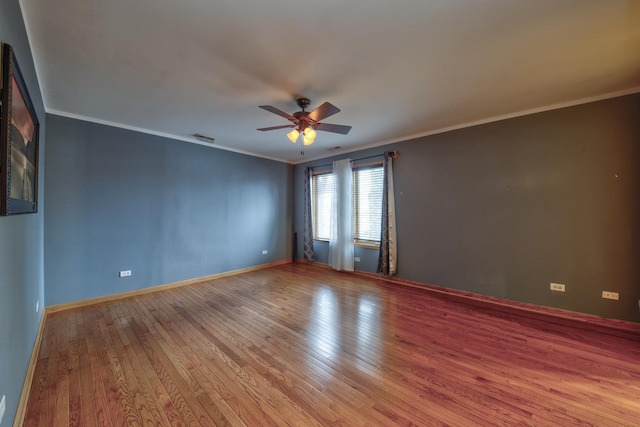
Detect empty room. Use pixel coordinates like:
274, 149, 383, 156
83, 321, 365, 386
1, 0, 640, 426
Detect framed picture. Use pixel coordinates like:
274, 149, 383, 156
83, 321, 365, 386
1, 42, 39, 215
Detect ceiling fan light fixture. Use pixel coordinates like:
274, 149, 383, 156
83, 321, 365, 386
303, 126, 316, 145
303, 127, 316, 139
287, 129, 299, 143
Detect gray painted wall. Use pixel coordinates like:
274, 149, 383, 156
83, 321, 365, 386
294, 94, 640, 323
0, 0, 47, 424
45, 115, 292, 305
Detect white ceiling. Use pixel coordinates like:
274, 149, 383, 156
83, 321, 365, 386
20, 0, 640, 163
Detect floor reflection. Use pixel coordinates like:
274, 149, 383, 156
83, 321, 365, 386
357, 296, 380, 349
309, 286, 340, 360
308, 286, 383, 370
356, 295, 382, 369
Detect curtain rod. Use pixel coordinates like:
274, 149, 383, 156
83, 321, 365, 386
311, 150, 398, 170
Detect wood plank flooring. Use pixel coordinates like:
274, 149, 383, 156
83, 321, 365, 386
22, 263, 640, 426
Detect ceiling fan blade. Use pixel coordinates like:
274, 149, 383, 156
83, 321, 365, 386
257, 124, 296, 131
315, 123, 352, 135
307, 102, 340, 122
259, 105, 296, 121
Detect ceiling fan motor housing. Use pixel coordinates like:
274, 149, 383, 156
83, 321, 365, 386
293, 111, 311, 129
294, 99, 312, 130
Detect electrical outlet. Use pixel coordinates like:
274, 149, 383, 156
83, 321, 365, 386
354, 257, 361, 262
119, 270, 132, 277
262, 250, 268, 255
550, 282, 565, 292
36, 300, 39, 313
602, 291, 619, 300
0, 394, 6, 425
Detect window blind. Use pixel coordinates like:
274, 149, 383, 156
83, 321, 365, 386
353, 166, 383, 243
312, 173, 335, 240
311, 165, 384, 243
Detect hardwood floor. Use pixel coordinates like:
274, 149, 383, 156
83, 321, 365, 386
22, 263, 640, 426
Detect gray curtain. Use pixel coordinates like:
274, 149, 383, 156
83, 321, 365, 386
377, 151, 397, 275
303, 167, 315, 261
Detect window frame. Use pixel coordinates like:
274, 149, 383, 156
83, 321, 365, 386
310, 161, 383, 248
310, 169, 334, 242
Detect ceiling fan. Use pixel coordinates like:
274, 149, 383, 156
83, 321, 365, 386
257, 97, 352, 150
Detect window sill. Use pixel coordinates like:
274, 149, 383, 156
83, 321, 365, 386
313, 238, 380, 249
355, 241, 380, 249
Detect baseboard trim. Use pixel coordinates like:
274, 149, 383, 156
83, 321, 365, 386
297, 260, 640, 340
47, 259, 292, 314
13, 310, 47, 427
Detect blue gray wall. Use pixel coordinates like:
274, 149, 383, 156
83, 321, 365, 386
44, 115, 292, 305
0, 0, 46, 424
294, 94, 640, 323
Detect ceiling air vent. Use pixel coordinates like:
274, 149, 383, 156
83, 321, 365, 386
193, 133, 216, 143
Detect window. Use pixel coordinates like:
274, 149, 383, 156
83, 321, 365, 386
353, 166, 383, 244
312, 172, 335, 241
311, 164, 383, 245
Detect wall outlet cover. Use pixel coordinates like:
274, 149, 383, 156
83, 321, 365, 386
550, 282, 565, 292
602, 291, 619, 300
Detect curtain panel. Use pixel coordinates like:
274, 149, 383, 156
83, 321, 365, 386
303, 167, 315, 261
378, 151, 398, 275
329, 159, 354, 271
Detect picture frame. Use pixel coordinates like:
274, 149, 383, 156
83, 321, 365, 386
1, 42, 40, 215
